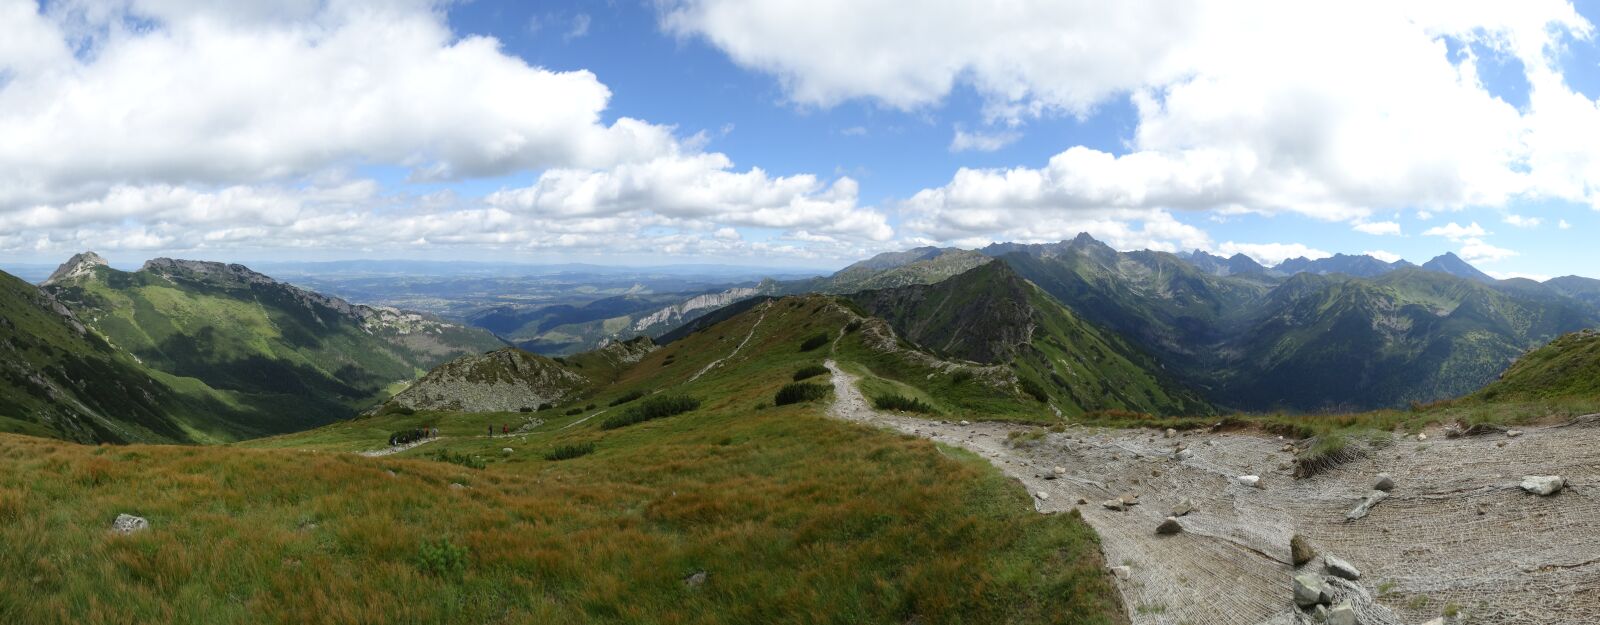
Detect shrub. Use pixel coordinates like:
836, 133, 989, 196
378, 404, 416, 416
602, 395, 701, 429
775, 382, 830, 406
844, 320, 863, 333
585, 403, 596, 410
564, 407, 584, 416
537, 402, 554, 411
609, 389, 646, 406
799, 333, 830, 352
872, 394, 935, 413
1018, 377, 1049, 403
519, 407, 533, 413
544, 442, 596, 461
415, 539, 469, 579
951, 370, 974, 385
792, 365, 829, 381
430, 449, 486, 470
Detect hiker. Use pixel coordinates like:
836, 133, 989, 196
502, 424, 508, 435
488, 424, 493, 437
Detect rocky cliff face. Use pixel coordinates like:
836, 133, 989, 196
385, 348, 589, 413
632, 285, 769, 333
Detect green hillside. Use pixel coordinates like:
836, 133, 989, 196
0, 270, 248, 443
43, 255, 505, 433
847, 262, 1212, 417
1475, 330, 1600, 401
994, 236, 1598, 411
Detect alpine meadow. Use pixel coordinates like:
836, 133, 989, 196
3, 2, 1600, 624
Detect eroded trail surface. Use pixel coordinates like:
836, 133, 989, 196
824, 360, 1600, 625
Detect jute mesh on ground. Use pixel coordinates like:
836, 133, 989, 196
825, 361, 1599, 625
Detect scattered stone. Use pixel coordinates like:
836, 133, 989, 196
1041, 473, 1058, 481
1373, 473, 1394, 492
1507, 429, 1523, 438
112, 514, 149, 535
959, 420, 971, 426
1174, 448, 1194, 461
1102, 499, 1126, 511
1164, 428, 1177, 438
1155, 516, 1183, 535
1108, 565, 1131, 580
1118, 492, 1140, 506
1281, 444, 1295, 453
1171, 499, 1196, 517
1034, 490, 1050, 501
1420, 619, 1445, 625
1237, 475, 1261, 488
1291, 534, 1316, 567
1324, 555, 1361, 580
1053, 466, 1066, 475
502, 447, 514, 454
1444, 425, 1463, 439
1346, 490, 1389, 521
1293, 573, 1330, 608
1418, 433, 1428, 441
684, 571, 708, 587
1520, 475, 1565, 496
1076, 498, 1088, 505
449, 482, 467, 491
1327, 601, 1358, 625
385, 470, 397, 477
1496, 441, 1507, 448
1312, 605, 1329, 621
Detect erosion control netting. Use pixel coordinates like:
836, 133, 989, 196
823, 365, 1599, 625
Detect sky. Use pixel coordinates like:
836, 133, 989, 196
2, 1, 1600, 278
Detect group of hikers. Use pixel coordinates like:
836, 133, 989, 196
387, 426, 438, 447
489, 423, 511, 437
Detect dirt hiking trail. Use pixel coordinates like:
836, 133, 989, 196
824, 360, 1600, 625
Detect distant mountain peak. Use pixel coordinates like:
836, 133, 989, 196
42, 251, 109, 286
139, 257, 280, 287
1421, 252, 1495, 283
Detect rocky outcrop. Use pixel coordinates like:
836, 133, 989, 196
632, 284, 772, 333
42, 251, 109, 286
384, 348, 589, 413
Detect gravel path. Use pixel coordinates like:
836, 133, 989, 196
824, 360, 1600, 625
359, 436, 441, 457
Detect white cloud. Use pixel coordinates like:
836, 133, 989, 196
950, 127, 1022, 152
1560, 219, 1573, 229
566, 13, 591, 41
1217, 242, 1330, 267
1353, 221, 1402, 236
1503, 214, 1542, 228
0, 0, 890, 261
1458, 237, 1517, 264
667, 0, 1600, 241
1363, 250, 1402, 263
1422, 221, 1489, 241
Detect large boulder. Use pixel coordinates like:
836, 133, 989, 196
1372, 473, 1394, 492
1293, 573, 1330, 608
1155, 517, 1183, 535
1346, 490, 1389, 521
1327, 601, 1359, 625
1324, 555, 1361, 580
112, 513, 148, 535
1520, 475, 1565, 496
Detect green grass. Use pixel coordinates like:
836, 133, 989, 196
798, 333, 831, 352
543, 442, 597, 461
774, 382, 830, 406
0, 294, 1127, 625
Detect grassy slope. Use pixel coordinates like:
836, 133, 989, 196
1474, 330, 1600, 401
0, 271, 248, 444
46, 265, 503, 436
0, 294, 1123, 625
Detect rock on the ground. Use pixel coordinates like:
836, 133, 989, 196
1520, 475, 1565, 496
1373, 473, 1394, 492
1164, 428, 1177, 438
1327, 601, 1358, 625
1171, 499, 1196, 517
1324, 555, 1361, 580
1237, 475, 1261, 488
1118, 492, 1140, 506
1291, 534, 1317, 567
1293, 573, 1330, 608
1053, 465, 1066, 475
1156, 516, 1183, 535
684, 571, 708, 587
502, 447, 514, 454
1507, 430, 1523, 438
1108, 565, 1130, 580
1102, 499, 1126, 511
449, 482, 467, 491
1034, 490, 1050, 501
1346, 490, 1389, 521
112, 514, 148, 535
1174, 448, 1194, 461
959, 420, 971, 426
